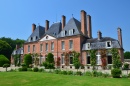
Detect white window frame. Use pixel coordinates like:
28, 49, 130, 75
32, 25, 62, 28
61, 41, 65, 50
61, 31, 65, 37
40, 44, 43, 52
86, 43, 91, 50
61, 54, 65, 65
46, 43, 48, 51
69, 29, 74, 36
106, 41, 112, 48
51, 42, 54, 51
69, 40, 73, 50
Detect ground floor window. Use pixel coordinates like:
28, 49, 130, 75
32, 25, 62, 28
69, 54, 73, 64
87, 56, 90, 64
107, 56, 112, 64
61, 54, 64, 64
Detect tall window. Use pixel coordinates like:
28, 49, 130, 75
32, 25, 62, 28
69, 40, 73, 49
51, 42, 54, 51
106, 41, 111, 48
46, 43, 48, 51
33, 45, 35, 52
40, 44, 43, 52
69, 29, 74, 35
61, 41, 65, 50
28, 45, 30, 52
61, 54, 65, 64
61, 31, 65, 37
69, 54, 73, 64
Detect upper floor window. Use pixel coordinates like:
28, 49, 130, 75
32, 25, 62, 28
28, 45, 30, 52
51, 42, 54, 51
33, 45, 35, 52
61, 31, 66, 37
69, 29, 74, 35
46, 43, 48, 51
106, 41, 111, 48
40, 44, 43, 52
86, 43, 91, 50
61, 41, 65, 50
69, 40, 73, 49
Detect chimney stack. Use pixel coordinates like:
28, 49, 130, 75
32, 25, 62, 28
81, 10, 87, 36
45, 20, 49, 32
97, 30, 102, 40
117, 27, 123, 48
32, 23, 36, 32
87, 15, 92, 38
62, 15, 66, 29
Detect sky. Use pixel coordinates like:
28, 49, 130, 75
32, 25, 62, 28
0, 0, 130, 51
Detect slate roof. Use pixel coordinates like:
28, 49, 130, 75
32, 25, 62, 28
58, 17, 83, 37
26, 25, 45, 42
45, 22, 62, 38
12, 47, 23, 55
82, 37, 121, 50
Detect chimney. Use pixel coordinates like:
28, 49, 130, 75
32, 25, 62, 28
16, 44, 20, 49
32, 23, 36, 32
62, 15, 66, 29
117, 27, 123, 48
97, 30, 102, 40
87, 15, 92, 38
81, 10, 87, 36
45, 20, 49, 32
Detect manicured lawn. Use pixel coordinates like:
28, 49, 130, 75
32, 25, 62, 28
0, 72, 130, 86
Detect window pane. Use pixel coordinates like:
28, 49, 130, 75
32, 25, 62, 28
61, 41, 65, 50
69, 40, 73, 49
28, 45, 30, 52
40, 44, 43, 52
51, 42, 54, 50
46, 43, 48, 51
33, 45, 35, 52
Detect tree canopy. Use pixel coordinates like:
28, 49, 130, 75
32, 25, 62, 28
0, 55, 10, 67
124, 51, 130, 59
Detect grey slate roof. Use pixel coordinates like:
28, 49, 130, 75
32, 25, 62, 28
82, 37, 121, 50
12, 47, 23, 55
58, 17, 83, 37
45, 22, 62, 38
26, 25, 45, 42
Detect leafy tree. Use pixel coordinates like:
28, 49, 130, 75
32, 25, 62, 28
0, 55, 10, 67
24, 54, 32, 67
89, 50, 97, 70
13, 54, 21, 66
0, 40, 12, 60
72, 51, 80, 71
124, 51, 130, 59
46, 53, 54, 63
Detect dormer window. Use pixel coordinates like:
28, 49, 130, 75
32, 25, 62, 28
61, 31, 66, 37
31, 37, 33, 41
46, 36, 48, 39
86, 43, 91, 50
36, 36, 38, 40
69, 29, 74, 36
106, 41, 111, 48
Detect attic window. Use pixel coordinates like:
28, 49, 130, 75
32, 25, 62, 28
31, 37, 33, 41
46, 36, 48, 39
106, 41, 111, 48
36, 36, 38, 40
61, 31, 66, 37
69, 29, 74, 36
53, 32, 56, 36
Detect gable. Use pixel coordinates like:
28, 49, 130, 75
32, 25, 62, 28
39, 34, 56, 41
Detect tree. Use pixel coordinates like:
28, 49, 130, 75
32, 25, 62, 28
3, 63, 10, 72
24, 54, 32, 67
89, 50, 97, 70
0, 55, 10, 67
72, 51, 80, 71
100, 50, 107, 69
124, 51, 130, 59
46, 53, 54, 63
0, 40, 12, 60
13, 54, 21, 66
32, 53, 39, 66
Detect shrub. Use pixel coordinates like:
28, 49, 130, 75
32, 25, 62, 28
108, 65, 112, 70
18, 68, 22, 71
24, 54, 32, 68
85, 71, 92, 76
62, 71, 67, 75
21, 63, 26, 67
33, 67, 39, 72
38, 68, 44, 72
76, 71, 82, 76
22, 67, 27, 71
43, 62, 48, 69
128, 73, 130, 78
122, 75, 128, 78
96, 71, 103, 77
0, 55, 10, 67
102, 73, 110, 78
3, 63, 10, 72
67, 71, 73, 75
54, 69, 61, 74
123, 63, 129, 69
27, 68, 32, 71
92, 70, 98, 77
111, 68, 122, 78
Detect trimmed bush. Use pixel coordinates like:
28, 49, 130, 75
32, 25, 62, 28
38, 68, 44, 72
62, 71, 67, 75
67, 71, 73, 75
85, 71, 92, 76
123, 63, 129, 69
102, 73, 110, 78
111, 68, 122, 78
76, 71, 82, 76
0, 55, 10, 67
92, 70, 98, 77
33, 67, 39, 72
27, 68, 32, 71
22, 67, 27, 71
24, 54, 32, 68
54, 70, 61, 74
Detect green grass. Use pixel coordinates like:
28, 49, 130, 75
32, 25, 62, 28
0, 72, 130, 86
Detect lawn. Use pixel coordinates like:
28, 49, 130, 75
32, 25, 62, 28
0, 72, 130, 86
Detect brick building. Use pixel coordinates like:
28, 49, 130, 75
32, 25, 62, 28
23, 10, 124, 68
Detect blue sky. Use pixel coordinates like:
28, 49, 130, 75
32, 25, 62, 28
0, 0, 130, 51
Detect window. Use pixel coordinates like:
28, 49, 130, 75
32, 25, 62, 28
46, 43, 48, 51
51, 42, 54, 51
86, 43, 91, 50
69, 29, 74, 35
28, 45, 30, 52
106, 41, 111, 48
61, 41, 65, 50
61, 54, 65, 64
33, 45, 35, 52
40, 44, 43, 52
69, 40, 73, 49
69, 54, 73, 64
61, 31, 66, 37
107, 56, 112, 64
87, 56, 90, 64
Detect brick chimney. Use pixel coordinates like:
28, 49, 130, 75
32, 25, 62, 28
32, 23, 36, 33
97, 30, 102, 40
45, 20, 49, 32
62, 15, 66, 29
87, 15, 92, 38
117, 27, 123, 48
81, 10, 87, 36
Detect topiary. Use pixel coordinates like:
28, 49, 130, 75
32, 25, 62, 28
111, 68, 122, 78
24, 54, 32, 68
33, 67, 39, 72
0, 55, 10, 67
